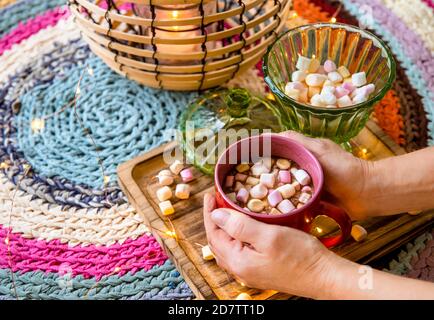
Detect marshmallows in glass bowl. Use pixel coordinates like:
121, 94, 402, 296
285, 55, 375, 109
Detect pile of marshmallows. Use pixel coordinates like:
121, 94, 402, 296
155, 161, 217, 266
285, 55, 375, 108
224, 157, 313, 215
155, 160, 195, 216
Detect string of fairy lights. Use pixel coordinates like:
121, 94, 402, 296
2, 0, 366, 299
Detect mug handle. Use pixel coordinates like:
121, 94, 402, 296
309, 201, 352, 248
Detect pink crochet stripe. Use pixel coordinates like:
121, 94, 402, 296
0, 6, 69, 56
0, 226, 168, 280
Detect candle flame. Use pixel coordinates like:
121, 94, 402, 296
171, 10, 179, 19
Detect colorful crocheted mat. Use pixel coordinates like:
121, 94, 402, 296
0, 0, 432, 299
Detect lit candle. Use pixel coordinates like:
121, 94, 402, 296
135, 2, 217, 65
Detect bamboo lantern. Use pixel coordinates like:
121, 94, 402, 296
68, 0, 291, 91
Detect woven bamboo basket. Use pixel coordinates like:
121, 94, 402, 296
69, 0, 291, 91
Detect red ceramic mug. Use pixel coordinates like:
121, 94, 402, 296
214, 134, 352, 248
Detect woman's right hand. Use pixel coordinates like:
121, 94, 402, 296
275, 131, 374, 220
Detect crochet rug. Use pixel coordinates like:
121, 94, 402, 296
0, 0, 432, 299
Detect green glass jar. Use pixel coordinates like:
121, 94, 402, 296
178, 88, 282, 175
263, 23, 396, 147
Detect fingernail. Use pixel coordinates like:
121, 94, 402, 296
211, 210, 229, 227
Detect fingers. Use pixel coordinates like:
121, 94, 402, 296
209, 208, 278, 252
203, 193, 249, 271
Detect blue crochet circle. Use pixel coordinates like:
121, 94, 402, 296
15, 57, 196, 188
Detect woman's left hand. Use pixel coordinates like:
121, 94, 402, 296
203, 193, 339, 298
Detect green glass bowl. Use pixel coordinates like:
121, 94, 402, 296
263, 23, 396, 144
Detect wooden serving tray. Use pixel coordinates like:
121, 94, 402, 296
117, 121, 434, 300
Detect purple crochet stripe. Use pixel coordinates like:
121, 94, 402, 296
350, 0, 434, 92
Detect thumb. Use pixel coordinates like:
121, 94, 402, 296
270, 130, 330, 156
210, 208, 274, 251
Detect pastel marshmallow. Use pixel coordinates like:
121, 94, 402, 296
310, 94, 324, 107
270, 208, 282, 215
317, 65, 326, 75
277, 199, 295, 214
298, 192, 311, 204
158, 174, 174, 186
225, 175, 234, 188
260, 173, 275, 188
337, 65, 351, 78
308, 86, 321, 99
235, 173, 248, 182
261, 158, 273, 169
351, 71, 367, 87
321, 91, 337, 105
337, 95, 352, 108
169, 160, 184, 175
159, 200, 174, 216
342, 81, 355, 93
296, 55, 311, 71
335, 86, 350, 98
156, 186, 172, 202
324, 60, 337, 73
267, 190, 283, 207
321, 86, 335, 95
351, 225, 367, 242
276, 184, 296, 199
175, 184, 191, 200
202, 245, 215, 261
291, 181, 301, 191
328, 71, 343, 83
247, 199, 265, 212
352, 94, 368, 104
251, 163, 269, 176
236, 163, 250, 173
301, 186, 313, 193
250, 184, 268, 199
308, 58, 320, 73
244, 176, 259, 186
180, 168, 194, 182
306, 74, 327, 87
294, 169, 311, 185
276, 158, 291, 169
291, 70, 307, 82
226, 192, 236, 202
278, 170, 291, 183
285, 88, 299, 100
234, 181, 244, 192
236, 188, 249, 203
323, 79, 334, 87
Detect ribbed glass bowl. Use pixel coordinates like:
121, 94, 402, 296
263, 23, 396, 145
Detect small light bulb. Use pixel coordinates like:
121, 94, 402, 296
362, 148, 368, 154
87, 68, 94, 76
23, 163, 31, 171
76, 87, 81, 95
31, 118, 45, 133
316, 227, 323, 233
113, 267, 121, 272
103, 176, 111, 184
4, 237, 9, 245
171, 10, 179, 19
292, 12, 298, 18
165, 230, 177, 238
330, 17, 337, 23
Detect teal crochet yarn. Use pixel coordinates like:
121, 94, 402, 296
15, 57, 197, 188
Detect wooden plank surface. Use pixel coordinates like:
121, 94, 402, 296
117, 121, 434, 300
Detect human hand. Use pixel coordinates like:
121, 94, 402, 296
203, 193, 338, 298
275, 131, 374, 220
